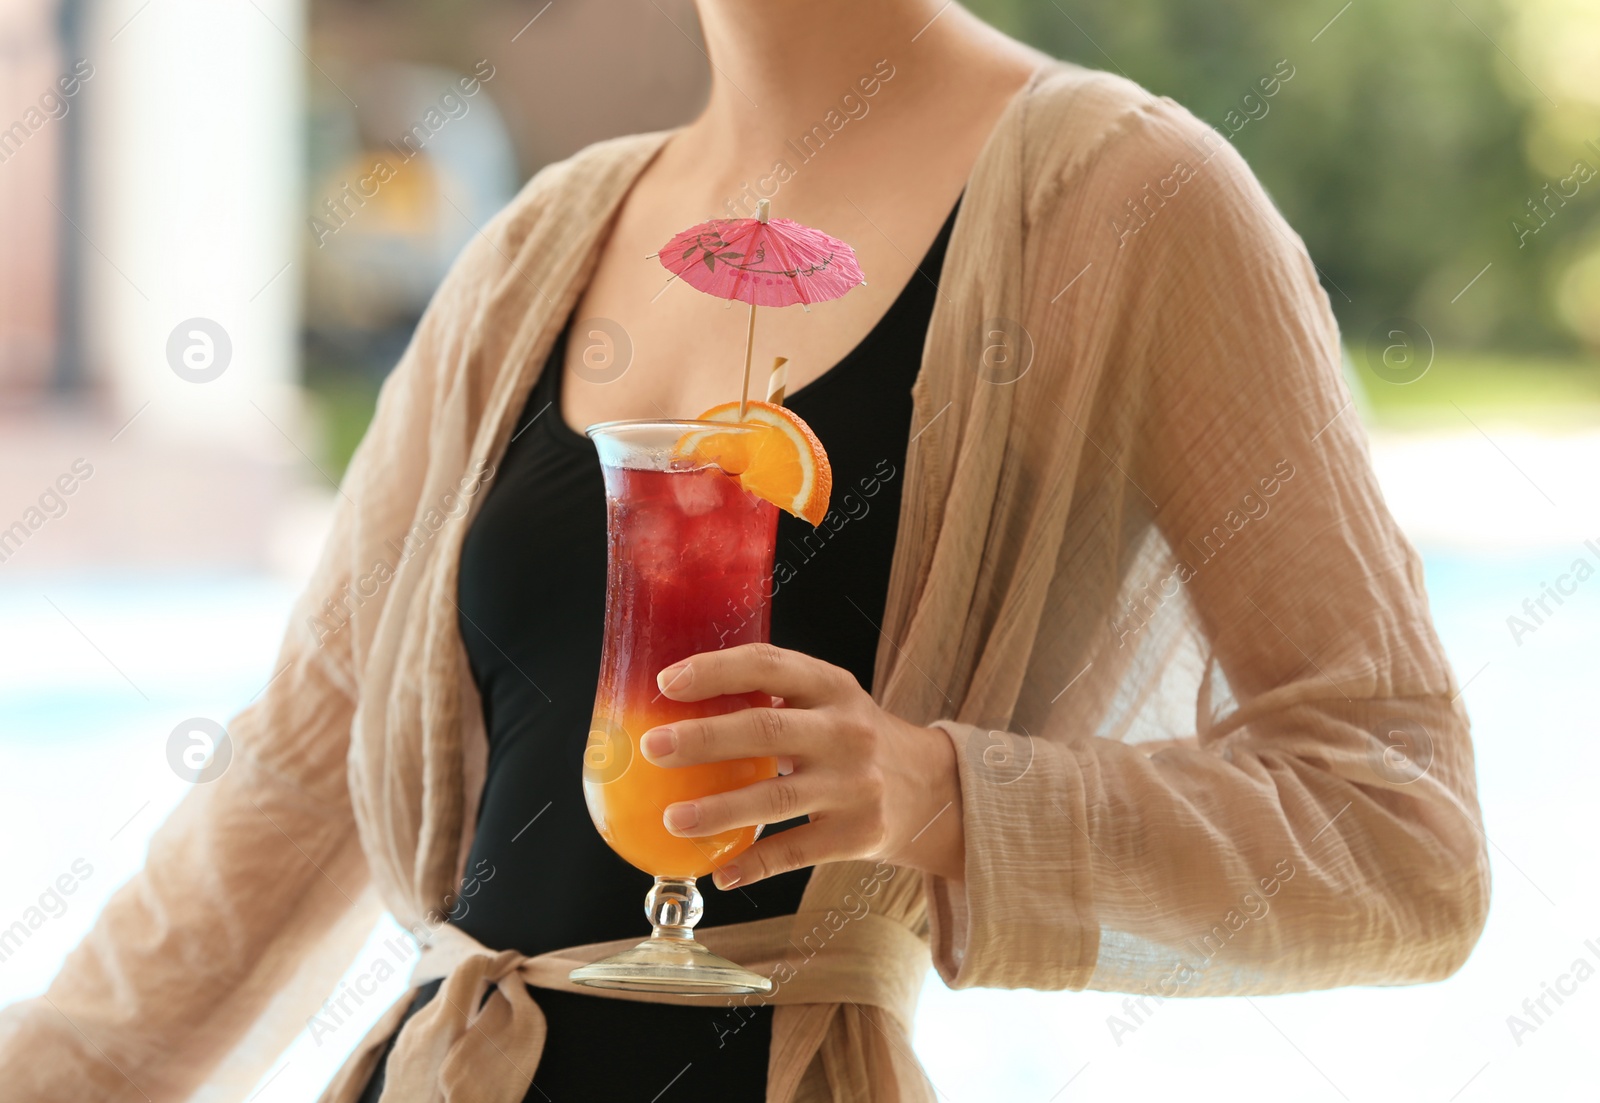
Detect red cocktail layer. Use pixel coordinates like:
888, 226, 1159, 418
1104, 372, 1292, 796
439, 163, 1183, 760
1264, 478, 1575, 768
584, 463, 780, 877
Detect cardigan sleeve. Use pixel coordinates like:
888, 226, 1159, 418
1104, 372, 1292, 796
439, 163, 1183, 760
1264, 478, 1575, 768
0, 225, 513, 1100
924, 94, 1490, 995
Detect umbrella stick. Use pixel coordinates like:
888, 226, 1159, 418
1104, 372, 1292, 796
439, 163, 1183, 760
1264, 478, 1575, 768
739, 301, 757, 420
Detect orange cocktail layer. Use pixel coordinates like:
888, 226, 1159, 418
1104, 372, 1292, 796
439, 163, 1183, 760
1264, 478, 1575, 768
585, 702, 776, 877
585, 462, 779, 879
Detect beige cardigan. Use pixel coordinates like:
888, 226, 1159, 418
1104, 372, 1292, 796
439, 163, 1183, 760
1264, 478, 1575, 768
0, 61, 1490, 1102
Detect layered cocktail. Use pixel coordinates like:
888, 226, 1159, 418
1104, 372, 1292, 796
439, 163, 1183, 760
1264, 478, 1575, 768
583, 447, 780, 877
570, 197, 853, 996
571, 415, 809, 994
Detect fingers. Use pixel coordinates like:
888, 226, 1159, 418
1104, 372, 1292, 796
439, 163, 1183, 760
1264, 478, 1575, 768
712, 820, 851, 890
642, 704, 818, 766
656, 643, 854, 709
663, 772, 818, 838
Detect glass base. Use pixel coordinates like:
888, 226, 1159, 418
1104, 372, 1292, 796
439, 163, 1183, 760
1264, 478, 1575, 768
568, 875, 773, 995
569, 934, 773, 994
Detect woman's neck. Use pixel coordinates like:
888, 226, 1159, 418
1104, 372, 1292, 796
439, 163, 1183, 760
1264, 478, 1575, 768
681, 1, 1038, 164
690, 0, 940, 135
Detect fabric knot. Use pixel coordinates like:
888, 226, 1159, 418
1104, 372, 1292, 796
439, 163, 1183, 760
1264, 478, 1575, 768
377, 949, 546, 1102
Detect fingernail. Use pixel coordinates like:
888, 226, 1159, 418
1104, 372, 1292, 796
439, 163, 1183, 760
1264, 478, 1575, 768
717, 864, 742, 889
641, 726, 677, 759
663, 803, 699, 834
657, 663, 692, 694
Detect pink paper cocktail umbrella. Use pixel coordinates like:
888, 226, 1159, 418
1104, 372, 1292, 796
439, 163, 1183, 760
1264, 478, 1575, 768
656, 198, 864, 418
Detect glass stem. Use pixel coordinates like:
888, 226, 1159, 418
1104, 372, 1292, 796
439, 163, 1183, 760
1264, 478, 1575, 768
645, 876, 703, 942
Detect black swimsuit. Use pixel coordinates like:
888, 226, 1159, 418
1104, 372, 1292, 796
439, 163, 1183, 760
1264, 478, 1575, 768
357, 196, 958, 1102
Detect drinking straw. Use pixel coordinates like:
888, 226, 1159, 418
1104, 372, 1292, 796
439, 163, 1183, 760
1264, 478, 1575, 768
766, 357, 789, 406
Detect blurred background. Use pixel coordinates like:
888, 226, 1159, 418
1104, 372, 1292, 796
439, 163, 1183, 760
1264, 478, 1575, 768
2, 0, 1597, 1099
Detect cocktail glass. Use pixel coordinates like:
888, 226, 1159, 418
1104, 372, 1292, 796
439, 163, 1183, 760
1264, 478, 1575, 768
569, 419, 778, 995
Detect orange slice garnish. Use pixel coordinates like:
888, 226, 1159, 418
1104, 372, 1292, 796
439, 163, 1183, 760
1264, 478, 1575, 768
677, 400, 832, 526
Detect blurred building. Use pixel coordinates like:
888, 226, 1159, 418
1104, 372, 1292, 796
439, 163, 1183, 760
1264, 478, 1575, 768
300, 0, 707, 385
0, 0, 68, 401
0, 0, 706, 575
1, 0, 310, 572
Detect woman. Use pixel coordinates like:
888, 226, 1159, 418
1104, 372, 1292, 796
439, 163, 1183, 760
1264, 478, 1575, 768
0, 2, 1490, 1101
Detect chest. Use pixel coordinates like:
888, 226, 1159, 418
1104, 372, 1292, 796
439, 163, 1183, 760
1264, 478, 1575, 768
556, 182, 963, 436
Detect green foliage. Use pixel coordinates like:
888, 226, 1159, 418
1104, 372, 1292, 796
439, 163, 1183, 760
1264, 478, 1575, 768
1358, 349, 1600, 428
303, 373, 382, 479
971, 0, 1584, 354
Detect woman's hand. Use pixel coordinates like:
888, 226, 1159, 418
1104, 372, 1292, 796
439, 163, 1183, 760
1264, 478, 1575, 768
639, 642, 965, 890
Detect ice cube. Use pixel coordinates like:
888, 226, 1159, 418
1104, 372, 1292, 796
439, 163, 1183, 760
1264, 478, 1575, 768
671, 470, 726, 518
624, 506, 679, 578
